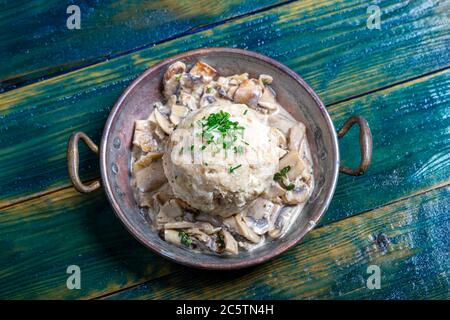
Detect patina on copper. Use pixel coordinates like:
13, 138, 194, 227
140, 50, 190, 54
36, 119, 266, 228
67, 47, 372, 270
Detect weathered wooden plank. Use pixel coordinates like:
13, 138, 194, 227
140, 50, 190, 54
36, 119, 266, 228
0, 0, 286, 90
105, 185, 450, 300
323, 68, 450, 224
0, 186, 180, 299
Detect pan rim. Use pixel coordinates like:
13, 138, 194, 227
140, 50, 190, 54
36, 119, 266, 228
100, 47, 339, 270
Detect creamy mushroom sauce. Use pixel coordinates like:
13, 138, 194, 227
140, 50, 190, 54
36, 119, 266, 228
131, 61, 314, 255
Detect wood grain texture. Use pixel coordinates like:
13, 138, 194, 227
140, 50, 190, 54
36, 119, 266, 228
323, 68, 450, 224
0, 186, 180, 299
105, 185, 450, 300
0, 71, 448, 299
0, 0, 449, 208
0, 0, 286, 90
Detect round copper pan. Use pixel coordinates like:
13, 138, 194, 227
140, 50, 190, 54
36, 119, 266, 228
67, 48, 372, 270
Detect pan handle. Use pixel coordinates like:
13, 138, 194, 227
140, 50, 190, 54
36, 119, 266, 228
338, 116, 373, 176
67, 132, 101, 193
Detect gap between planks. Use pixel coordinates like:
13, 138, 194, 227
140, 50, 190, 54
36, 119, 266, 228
0, 0, 296, 93
2, 64, 449, 212
93, 179, 450, 300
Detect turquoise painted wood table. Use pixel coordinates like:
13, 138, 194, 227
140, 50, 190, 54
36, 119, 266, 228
0, 0, 449, 299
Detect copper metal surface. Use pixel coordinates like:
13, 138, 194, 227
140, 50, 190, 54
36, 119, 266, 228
67, 48, 372, 269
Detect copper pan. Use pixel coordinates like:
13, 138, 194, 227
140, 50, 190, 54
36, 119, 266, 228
67, 48, 372, 270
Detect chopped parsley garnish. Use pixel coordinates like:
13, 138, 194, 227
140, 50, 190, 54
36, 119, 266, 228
179, 231, 192, 247
216, 233, 225, 251
206, 87, 213, 93
229, 164, 242, 173
175, 74, 182, 81
274, 166, 291, 181
243, 109, 248, 115
199, 110, 247, 170
201, 145, 206, 150
233, 145, 244, 154
274, 166, 296, 190
285, 183, 295, 191
190, 145, 194, 151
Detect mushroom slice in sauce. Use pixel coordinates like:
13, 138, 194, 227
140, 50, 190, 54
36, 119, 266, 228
282, 186, 309, 204
288, 123, 306, 151
233, 213, 261, 244
163, 61, 186, 99
259, 74, 273, 86
195, 222, 221, 235
258, 86, 279, 112
133, 152, 163, 171
262, 182, 287, 204
133, 120, 159, 152
270, 127, 287, 149
220, 229, 238, 255
154, 108, 174, 135
159, 199, 184, 219
279, 151, 306, 181
134, 158, 167, 193
189, 61, 217, 81
233, 79, 263, 108
164, 229, 182, 245
243, 198, 281, 235
164, 221, 195, 229
186, 228, 210, 243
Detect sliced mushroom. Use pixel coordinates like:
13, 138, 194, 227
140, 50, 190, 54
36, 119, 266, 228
185, 228, 210, 243
154, 108, 174, 135
268, 207, 292, 238
179, 91, 198, 110
163, 61, 186, 99
270, 127, 287, 149
230, 73, 249, 84
282, 187, 309, 204
259, 74, 273, 86
169, 113, 182, 126
152, 183, 174, 205
165, 221, 195, 229
164, 229, 181, 245
234, 213, 261, 243
199, 94, 216, 108
171, 104, 189, 117
155, 100, 172, 116
159, 199, 184, 219
279, 151, 306, 181
221, 229, 238, 255
189, 61, 217, 80
154, 125, 167, 140
137, 192, 153, 208
233, 79, 263, 108
133, 152, 163, 171
169, 104, 189, 126
134, 158, 167, 193
195, 212, 222, 226
132, 120, 159, 152
262, 182, 286, 204
195, 222, 221, 235
243, 198, 280, 235
258, 86, 279, 112
288, 123, 306, 151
